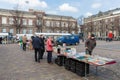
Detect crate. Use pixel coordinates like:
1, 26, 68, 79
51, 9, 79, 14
70, 59, 76, 73
64, 58, 71, 70
75, 61, 89, 77
55, 55, 66, 66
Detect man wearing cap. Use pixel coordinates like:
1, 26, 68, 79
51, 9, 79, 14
85, 34, 96, 55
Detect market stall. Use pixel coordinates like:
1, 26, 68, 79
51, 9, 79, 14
54, 47, 116, 77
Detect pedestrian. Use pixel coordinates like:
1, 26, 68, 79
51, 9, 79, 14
22, 35, 27, 51
32, 36, 42, 63
108, 31, 113, 42
46, 36, 53, 64
39, 35, 45, 59
0, 37, 2, 44
19, 36, 23, 49
29, 36, 34, 50
85, 34, 96, 55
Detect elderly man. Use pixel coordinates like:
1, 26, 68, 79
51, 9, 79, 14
85, 34, 96, 55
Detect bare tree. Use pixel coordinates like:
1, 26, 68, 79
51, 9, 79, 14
88, 17, 94, 34
68, 18, 71, 33
10, 4, 24, 34
35, 14, 42, 32
114, 17, 120, 36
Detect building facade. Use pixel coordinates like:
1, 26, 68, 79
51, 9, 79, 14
0, 8, 78, 35
84, 8, 120, 39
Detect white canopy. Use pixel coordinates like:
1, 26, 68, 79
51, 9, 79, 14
35, 32, 71, 36
0, 33, 8, 36
16, 34, 33, 40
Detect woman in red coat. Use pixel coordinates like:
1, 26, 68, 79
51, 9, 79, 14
108, 32, 113, 41
46, 36, 53, 64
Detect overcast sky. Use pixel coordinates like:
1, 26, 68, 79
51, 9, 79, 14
0, 0, 120, 18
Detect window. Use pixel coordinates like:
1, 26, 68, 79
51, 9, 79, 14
57, 30, 60, 33
47, 30, 50, 33
2, 17, 7, 24
28, 19, 33, 25
23, 19, 27, 25
61, 22, 65, 27
28, 29, 32, 34
51, 21, 53, 27
94, 22, 96, 25
37, 19, 42, 25
111, 18, 114, 22
16, 19, 20, 24
66, 31, 68, 33
2, 28, 6, 32
65, 23, 68, 27
105, 19, 108, 23
46, 21, 50, 27
22, 29, 27, 34
62, 31, 64, 33
71, 36, 75, 39
9, 18, 14, 24
72, 31, 75, 34
10, 29, 14, 33
56, 22, 60, 27
72, 23, 75, 27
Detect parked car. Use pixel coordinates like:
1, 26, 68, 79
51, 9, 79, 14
56, 34, 80, 45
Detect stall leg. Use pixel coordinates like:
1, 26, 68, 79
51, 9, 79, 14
84, 63, 89, 80
96, 66, 98, 75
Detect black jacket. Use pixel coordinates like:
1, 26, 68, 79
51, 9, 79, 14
85, 38, 96, 51
32, 36, 42, 49
40, 37, 45, 51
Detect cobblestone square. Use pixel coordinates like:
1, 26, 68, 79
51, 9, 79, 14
0, 41, 120, 80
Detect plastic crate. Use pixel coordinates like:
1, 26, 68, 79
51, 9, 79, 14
76, 61, 89, 77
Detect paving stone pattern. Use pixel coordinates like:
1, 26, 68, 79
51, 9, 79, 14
0, 41, 120, 80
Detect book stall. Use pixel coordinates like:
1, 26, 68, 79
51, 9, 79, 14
54, 47, 116, 77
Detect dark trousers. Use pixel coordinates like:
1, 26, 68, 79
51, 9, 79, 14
86, 49, 92, 55
34, 48, 41, 62
47, 51, 52, 63
40, 49, 44, 59
23, 43, 26, 51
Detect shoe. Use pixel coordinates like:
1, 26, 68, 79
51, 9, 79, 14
48, 62, 53, 64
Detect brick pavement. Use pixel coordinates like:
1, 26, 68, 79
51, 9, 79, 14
0, 41, 120, 80
76, 41, 120, 80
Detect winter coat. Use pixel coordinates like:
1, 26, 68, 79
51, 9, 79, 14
85, 38, 96, 51
22, 36, 27, 43
46, 38, 53, 51
32, 36, 42, 49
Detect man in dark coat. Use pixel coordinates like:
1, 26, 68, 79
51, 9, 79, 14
39, 35, 45, 59
32, 36, 42, 63
85, 34, 96, 55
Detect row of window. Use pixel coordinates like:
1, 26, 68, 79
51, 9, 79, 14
46, 30, 75, 34
2, 17, 76, 28
1, 28, 33, 34
2, 17, 33, 25
93, 18, 120, 25
45, 21, 76, 27
1, 28, 76, 34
